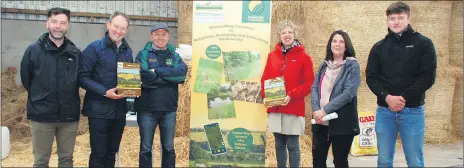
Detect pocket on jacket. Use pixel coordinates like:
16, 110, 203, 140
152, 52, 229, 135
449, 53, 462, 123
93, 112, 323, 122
30, 93, 58, 115
31, 92, 50, 102
66, 59, 78, 82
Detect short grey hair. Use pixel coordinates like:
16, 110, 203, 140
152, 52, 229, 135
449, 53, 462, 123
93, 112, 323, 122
276, 20, 297, 38
108, 11, 129, 25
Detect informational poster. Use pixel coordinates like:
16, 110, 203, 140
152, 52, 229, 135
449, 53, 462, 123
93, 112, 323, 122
189, 1, 272, 167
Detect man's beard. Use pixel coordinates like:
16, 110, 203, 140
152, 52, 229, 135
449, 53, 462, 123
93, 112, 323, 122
48, 28, 67, 40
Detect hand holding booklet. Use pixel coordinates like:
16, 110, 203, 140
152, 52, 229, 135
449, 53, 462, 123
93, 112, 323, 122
116, 62, 141, 97
263, 76, 287, 107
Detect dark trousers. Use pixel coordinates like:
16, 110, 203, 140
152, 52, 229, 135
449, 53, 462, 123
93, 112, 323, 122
88, 117, 126, 168
312, 126, 354, 168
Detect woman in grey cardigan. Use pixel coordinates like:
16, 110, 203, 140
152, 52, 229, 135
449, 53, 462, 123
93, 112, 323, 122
311, 30, 361, 168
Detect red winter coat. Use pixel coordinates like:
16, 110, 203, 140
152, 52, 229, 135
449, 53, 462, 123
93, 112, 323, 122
260, 42, 315, 117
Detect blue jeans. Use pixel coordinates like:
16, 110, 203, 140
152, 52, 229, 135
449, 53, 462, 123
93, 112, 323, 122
375, 106, 425, 168
273, 133, 300, 168
137, 111, 176, 168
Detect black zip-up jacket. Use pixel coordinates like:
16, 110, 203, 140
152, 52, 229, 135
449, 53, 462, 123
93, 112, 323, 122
20, 32, 81, 122
366, 25, 437, 108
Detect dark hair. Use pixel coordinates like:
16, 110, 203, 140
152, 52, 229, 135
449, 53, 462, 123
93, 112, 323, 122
325, 30, 355, 61
109, 11, 129, 25
386, 2, 410, 16
47, 7, 71, 21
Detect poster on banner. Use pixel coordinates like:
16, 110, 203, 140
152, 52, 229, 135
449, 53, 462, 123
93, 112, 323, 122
189, 1, 272, 167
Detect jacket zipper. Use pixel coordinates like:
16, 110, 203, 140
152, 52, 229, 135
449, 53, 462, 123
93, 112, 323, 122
56, 52, 61, 120
276, 52, 288, 113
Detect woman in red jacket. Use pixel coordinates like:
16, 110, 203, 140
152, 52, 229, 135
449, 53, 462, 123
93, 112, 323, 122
260, 20, 315, 168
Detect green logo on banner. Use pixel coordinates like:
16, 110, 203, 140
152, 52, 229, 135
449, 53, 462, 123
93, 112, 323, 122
205, 45, 221, 59
227, 128, 253, 151
242, 0, 270, 23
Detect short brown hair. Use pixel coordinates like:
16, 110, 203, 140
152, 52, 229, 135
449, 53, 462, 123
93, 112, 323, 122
108, 11, 129, 24
386, 2, 410, 16
48, 7, 71, 21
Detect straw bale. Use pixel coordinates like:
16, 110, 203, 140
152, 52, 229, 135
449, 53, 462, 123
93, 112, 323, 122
451, 68, 463, 138
449, 1, 463, 67
302, 1, 454, 67
176, 1, 193, 46
423, 66, 460, 143
1, 69, 30, 141
271, 1, 305, 46
302, 1, 392, 66
409, 1, 453, 65
175, 63, 192, 137
357, 81, 380, 114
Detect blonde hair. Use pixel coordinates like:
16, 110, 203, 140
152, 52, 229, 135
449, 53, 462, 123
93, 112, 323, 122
276, 20, 297, 39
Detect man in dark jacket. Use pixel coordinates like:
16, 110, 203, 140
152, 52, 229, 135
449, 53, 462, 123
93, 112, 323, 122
20, 7, 81, 167
366, 2, 437, 167
134, 23, 187, 168
78, 11, 133, 167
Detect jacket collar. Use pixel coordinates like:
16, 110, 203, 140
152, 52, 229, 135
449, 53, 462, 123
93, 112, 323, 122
143, 41, 176, 53
273, 39, 305, 54
386, 24, 415, 38
319, 57, 357, 88
37, 32, 80, 57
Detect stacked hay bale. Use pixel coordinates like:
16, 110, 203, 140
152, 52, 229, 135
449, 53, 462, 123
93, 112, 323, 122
409, 1, 454, 66
175, 63, 192, 137
451, 74, 463, 139
176, 1, 193, 46
449, 1, 463, 67
423, 67, 461, 143
1, 69, 29, 141
270, 1, 305, 47
302, 1, 397, 64
449, 1, 463, 138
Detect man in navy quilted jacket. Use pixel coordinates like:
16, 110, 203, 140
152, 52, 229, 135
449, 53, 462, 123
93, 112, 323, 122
78, 11, 133, 167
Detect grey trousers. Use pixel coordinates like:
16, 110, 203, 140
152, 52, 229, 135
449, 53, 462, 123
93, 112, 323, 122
29, 120, 78, 168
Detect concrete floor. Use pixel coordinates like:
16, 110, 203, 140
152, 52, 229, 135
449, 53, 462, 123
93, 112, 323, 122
326, 141, 463, 167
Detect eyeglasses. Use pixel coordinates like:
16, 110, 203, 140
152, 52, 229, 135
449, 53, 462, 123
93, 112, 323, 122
111, 24, 127, 32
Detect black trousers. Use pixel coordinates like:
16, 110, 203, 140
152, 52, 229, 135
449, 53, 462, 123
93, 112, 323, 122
88, 117, 126, 168
312, 125, 354, 168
